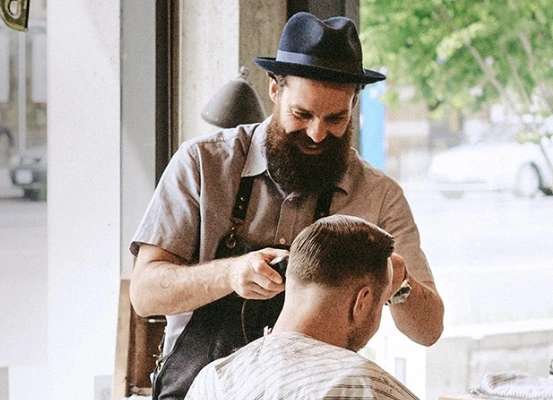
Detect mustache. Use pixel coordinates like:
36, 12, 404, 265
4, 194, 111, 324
285, 129, 340, 152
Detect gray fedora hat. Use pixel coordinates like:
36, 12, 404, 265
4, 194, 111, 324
254, 12, 385, 85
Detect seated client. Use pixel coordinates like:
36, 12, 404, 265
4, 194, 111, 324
185, 214, 420, 400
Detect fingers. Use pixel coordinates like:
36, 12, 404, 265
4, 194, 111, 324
228, 248, 288, 299
389, 252, 408, 293
238, 282, 283, 300
390, 253, 405, 270
233, 273, 285, 299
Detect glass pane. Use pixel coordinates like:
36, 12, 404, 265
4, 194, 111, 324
0, 12, 48, 400
0, 21, 47, 199
359, 4, 553, 397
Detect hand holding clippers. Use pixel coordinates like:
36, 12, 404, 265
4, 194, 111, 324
269, 255, 288, 282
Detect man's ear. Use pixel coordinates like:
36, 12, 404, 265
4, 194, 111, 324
352, 92, 360, 109
352, 286, 372, 321
269, 79, 279, 103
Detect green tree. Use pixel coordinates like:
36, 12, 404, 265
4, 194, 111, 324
360, 0, 553, 176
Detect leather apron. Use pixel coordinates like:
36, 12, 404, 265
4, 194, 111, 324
152, 176, 334, 399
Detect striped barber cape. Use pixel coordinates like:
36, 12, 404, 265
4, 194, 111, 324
185, 331, 419, 400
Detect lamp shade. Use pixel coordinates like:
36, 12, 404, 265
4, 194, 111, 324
201, 67, 266, 128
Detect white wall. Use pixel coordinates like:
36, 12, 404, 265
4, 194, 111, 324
47, 1, 121, 398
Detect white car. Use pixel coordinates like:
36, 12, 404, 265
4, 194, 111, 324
428, 138, 553, 198
9, 144, 47, 201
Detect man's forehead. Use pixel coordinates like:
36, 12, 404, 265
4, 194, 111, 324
279, 76, 356, 112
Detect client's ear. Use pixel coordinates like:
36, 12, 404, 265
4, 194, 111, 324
352, 286, 372, 321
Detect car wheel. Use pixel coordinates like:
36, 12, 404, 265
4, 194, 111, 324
23, 188, 47, 201
513, 163, 540, 198
440, 190, 464, 199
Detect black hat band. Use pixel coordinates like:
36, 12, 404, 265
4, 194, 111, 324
276, 50, 362, 75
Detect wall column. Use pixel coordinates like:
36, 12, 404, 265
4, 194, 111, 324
179, 0, 286, 142
47, 1, 122, 398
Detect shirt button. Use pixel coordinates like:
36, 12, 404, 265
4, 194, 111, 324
279, 238, 286, 245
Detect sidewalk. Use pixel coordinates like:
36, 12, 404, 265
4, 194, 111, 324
0, 168, 23, 199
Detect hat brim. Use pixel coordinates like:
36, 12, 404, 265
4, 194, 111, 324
254, 57, 386, 85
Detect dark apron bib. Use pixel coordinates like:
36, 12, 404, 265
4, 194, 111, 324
152, 177, 334, 400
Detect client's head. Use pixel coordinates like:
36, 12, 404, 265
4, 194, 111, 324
279, 214, 395, 351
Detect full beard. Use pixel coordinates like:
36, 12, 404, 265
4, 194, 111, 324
265, 115, 352, 195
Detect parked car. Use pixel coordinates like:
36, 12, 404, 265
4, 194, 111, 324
9, 144, 47, 201
428, 136, 553, 199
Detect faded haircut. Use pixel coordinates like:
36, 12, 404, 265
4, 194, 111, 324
288, 215, 394, 296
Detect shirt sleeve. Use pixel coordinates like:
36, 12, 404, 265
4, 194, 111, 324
129, 141, 202, 262
378, 180, 434, 283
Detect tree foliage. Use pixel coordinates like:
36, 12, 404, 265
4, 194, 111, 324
359, 0, 553, 131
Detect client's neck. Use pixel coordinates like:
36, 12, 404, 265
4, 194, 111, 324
272, 287, 350, 349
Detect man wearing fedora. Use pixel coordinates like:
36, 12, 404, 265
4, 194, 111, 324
130, 12, 444, 400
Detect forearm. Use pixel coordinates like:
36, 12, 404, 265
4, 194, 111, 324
129, 244, 287, 317
130, 253, 234, 317
389, 278, 444, 346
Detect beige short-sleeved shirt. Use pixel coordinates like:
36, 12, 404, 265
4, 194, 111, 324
130, 117, 433, 354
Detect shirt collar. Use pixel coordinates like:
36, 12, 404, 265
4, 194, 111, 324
241, 117, 271, 178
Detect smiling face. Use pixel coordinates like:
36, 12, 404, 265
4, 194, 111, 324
265, 76, 359, 194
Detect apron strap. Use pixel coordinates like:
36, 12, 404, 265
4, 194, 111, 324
231, 176, 255, 222
232, 176, 335, 223
314, 187, 334, 220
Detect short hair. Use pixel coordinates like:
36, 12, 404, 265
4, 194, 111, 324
288, 215, 394, 293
